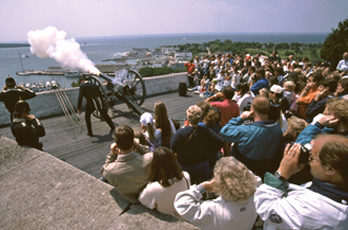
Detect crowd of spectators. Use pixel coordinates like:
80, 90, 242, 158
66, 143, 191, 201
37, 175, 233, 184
3, 50, 348, 229
99, 50, 348, 229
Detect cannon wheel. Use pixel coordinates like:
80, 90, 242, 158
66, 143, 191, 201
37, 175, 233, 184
121, 70, 146, 106
88, 75, 109, 119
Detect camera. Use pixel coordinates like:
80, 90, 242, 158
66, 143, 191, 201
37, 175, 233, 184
299, 143, 313, 164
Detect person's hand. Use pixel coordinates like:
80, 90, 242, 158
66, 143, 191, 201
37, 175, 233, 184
132, 139, 140, 152
110, 143, 120, 155
77, 109, 81, 115
202, 180, 215, 193
25, 114, 35, 121
277, 143, 306, 179
215, 92, 224, 98
314, 88, 328, 101
3, 85, 7, 90
240, 111, 252, 120
318, 115, 339, 127
305, 82, 314, 90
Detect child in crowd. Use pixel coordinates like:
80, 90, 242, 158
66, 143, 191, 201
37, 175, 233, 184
283, 81, 296, 105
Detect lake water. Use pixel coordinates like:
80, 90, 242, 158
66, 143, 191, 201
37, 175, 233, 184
0, 32, 328, 89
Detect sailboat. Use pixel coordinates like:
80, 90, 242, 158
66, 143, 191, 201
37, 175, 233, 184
16, 52, 30, 76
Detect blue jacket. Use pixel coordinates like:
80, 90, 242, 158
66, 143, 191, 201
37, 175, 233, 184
250, 78, 269, 95
220, 117, 282, 160
296, 122, 342, 145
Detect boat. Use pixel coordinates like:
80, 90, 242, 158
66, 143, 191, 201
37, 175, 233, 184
64, 71, 82, 78
16, 52, 31, 76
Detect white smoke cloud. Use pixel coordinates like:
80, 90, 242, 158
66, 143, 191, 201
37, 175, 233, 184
27, 26, 100, 74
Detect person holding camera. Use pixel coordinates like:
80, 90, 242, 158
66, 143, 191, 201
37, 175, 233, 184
10, 101, 45, 150
0, 76, 36, 122
254, 134, 348, 230
220, 95, 283, 179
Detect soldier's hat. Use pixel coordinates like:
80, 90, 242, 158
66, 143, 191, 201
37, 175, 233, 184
14, 101, 31, 116
5, 76, 16, 87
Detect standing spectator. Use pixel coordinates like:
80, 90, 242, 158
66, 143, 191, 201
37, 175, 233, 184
254, 134, 348, 230
174, 157, 259, 230
77, 76, 115, 137
100, 125, 153, 203
250, 68, 269, 95
185, 59, 196, 88
296, 73, 324, 119
170, 105, 223, 184
0, 76, 36, 122
10, 101, 45, 150
220, 95, 283, 178
139, 147, 190, 219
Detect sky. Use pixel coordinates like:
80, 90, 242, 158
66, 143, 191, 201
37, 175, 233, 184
0, 0, 347, 42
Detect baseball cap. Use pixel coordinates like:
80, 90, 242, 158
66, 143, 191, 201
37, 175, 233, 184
140, 112, 153, 126
270, 85, 285, 94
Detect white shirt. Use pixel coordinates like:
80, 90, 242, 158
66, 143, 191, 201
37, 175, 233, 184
174, 184, 257, 230
254, 182, 348, 230
337, 59, 348, 71
139, 172, 190, 219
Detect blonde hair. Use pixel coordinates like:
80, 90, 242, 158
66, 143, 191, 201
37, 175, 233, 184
284, 81, 296, 91
287, 116, 308, 134
213, 157, 258, 202
186, 105, 202, 126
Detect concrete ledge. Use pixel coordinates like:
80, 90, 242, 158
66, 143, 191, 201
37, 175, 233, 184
0, 136, 194, 230
0, 73, 188, 126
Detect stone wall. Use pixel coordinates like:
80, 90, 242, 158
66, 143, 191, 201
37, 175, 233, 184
0, 73, 188, 126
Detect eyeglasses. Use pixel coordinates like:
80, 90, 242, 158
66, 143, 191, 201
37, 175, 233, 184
308, 153, 319, 162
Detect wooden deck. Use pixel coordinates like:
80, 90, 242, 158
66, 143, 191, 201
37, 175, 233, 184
0, 91, 202, 178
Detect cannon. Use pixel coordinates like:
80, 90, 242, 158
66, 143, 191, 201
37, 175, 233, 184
87, 69, 146, 117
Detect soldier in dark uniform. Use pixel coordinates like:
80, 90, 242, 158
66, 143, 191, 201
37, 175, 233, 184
10, 101, 45, 150
0, 76, 36, 122
77, 76, 115, 137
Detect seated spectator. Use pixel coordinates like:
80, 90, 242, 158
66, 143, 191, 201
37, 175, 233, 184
283, 80, 296, 105
174, 157, 260, 230
283, 116, 308, 144
154, 101, 176, 147
205, 86, 240, 127
334, 78, 348, 98
268, 84, 289, 133
170, 105, 223, 184
232, 83, 255, 114
254, 134, 348, 230
296, 98, 348, 145
306, 78, 337, 123
100, 125, 153, 203
296, 73, 324, 119
250, 68, 269, 95
139, 147, 190, 219
10, 101, 45, 150
134, 131, 155, 153
220, 95, 283, 178
140, 112, 161, 148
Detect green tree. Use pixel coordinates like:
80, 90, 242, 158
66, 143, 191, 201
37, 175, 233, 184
320, 18, 348, 69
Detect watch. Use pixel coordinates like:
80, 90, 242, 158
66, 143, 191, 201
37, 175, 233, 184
274, 171, 287, 183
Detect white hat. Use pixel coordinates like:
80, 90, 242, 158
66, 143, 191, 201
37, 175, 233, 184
140, 112, 153, 126
270, 84, 285, 94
